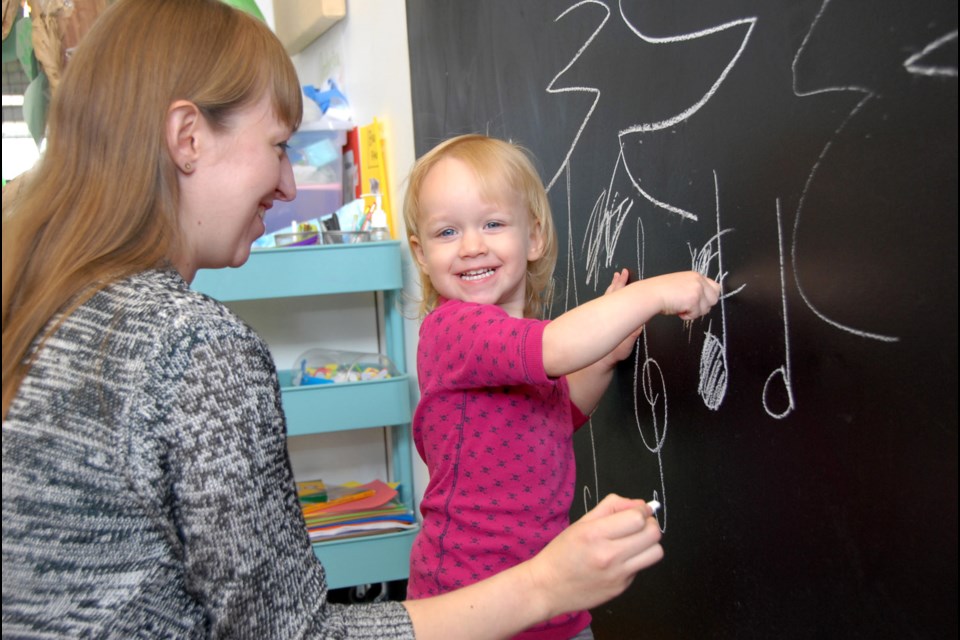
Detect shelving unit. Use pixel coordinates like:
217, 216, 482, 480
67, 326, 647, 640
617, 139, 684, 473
193, 240, 417, 589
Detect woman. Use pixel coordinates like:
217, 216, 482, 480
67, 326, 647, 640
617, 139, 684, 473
1, 1, 663, 638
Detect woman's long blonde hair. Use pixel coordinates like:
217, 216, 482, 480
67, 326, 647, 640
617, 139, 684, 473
1, 0, 303, 418
403, 134, 558, 319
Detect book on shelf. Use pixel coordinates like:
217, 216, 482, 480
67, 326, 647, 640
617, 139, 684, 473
295, 478, 416, 543
341, 118, 396, 239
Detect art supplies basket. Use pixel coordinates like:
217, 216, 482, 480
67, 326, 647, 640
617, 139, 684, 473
291, 349, 398, 386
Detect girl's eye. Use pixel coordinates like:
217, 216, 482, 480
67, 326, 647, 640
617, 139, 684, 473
438, 228, 456, 238
278, 141, 291, 154
485, 221, 503, 229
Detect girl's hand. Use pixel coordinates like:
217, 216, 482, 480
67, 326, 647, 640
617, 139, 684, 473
644, 271, 721, 320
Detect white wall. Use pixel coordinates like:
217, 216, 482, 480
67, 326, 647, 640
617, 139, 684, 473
254, 1, 427, 508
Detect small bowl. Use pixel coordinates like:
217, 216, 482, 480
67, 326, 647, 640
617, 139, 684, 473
275, 231, 320, 247
322, 230, 371, 245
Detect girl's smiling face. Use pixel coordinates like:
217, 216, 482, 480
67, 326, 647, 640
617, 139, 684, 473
410, 157, 545, 318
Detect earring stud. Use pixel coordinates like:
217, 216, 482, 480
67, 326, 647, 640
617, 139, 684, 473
184, 162, 192, 172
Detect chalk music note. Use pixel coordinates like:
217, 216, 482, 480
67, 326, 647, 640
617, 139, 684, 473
763, 199, 797, 419
691, 171, 745, 411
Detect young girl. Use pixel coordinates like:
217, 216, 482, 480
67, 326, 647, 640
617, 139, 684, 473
404, 134, 721, 639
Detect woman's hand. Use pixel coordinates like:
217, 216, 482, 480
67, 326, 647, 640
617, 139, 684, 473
524, 493, 663, 618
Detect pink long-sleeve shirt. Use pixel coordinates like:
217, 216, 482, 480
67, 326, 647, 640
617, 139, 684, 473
407, 299, 590, 640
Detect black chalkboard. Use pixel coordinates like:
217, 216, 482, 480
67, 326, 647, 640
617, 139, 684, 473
405, 1, 958, 637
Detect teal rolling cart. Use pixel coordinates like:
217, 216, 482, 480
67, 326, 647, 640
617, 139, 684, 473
193, 240, 417, 589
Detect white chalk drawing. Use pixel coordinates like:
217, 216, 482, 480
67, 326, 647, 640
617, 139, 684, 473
545, 0, 610, 195
631, 216, 669, 532
616, 5, 757, 223
582, 148, 635, 288
578, 206, 670, 528
560, 163, 581, 315
552, 159, 602, 512
791, 0, 899, 343
763, 199, 798, 419
543, 0, 940, 522
693, 172, 745, 410
903, 29, 959, 78
546, 1, 757, 224
558, 162, 606, 513
546, 1, 754, 525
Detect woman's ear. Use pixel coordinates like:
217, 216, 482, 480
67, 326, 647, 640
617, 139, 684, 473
166, 100, 202, 174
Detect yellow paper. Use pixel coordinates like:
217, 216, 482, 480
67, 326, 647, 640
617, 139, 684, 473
358, 118, 395, 238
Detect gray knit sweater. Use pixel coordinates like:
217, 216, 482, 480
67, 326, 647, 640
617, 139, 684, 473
2, 269, 415, 639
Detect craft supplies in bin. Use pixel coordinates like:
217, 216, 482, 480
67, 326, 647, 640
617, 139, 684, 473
264, 185, 343, 238
322, 229, 370, 244
292, 349, 398, 386
275, 228, 320, 247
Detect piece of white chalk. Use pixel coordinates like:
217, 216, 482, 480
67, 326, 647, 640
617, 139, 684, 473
648, 499, 661, 514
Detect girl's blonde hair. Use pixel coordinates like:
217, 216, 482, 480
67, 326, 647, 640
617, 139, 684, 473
403, 134, 557, 319
1, 0, 303, 418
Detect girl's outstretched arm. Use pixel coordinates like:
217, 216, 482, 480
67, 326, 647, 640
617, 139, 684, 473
567, 269, 642, 414
543, 270, 720, 378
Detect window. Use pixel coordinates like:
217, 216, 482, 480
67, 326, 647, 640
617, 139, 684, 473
2, 45, 41, 183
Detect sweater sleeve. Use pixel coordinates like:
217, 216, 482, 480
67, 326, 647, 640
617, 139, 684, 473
136, 315, 414, 639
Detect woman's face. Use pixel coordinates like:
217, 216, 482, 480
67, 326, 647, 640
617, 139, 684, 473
175, 94, 295, 281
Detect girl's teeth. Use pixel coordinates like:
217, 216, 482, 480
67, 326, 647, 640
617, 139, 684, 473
461, 269, 494, 281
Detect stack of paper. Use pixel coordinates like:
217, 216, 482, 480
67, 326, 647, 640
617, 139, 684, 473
296, 479, 416, 543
